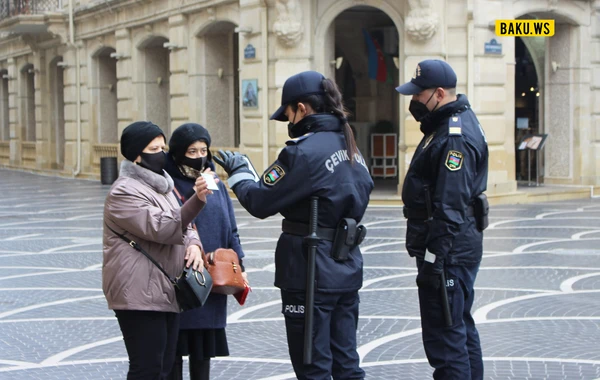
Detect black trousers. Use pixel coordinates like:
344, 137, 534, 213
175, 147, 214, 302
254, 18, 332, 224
417, 262, 484, 380
115, 310, 180, 380
281, 290, 365, 380
169, 356, 210, 380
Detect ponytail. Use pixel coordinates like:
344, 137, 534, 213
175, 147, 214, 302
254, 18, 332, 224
321, 79, 359, 163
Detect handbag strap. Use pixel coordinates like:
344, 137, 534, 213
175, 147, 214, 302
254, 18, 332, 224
172, 186, 186, 203
105, 223, 177, 285
172, 187, 200, 234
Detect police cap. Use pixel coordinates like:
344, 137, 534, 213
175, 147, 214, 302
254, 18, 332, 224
395, 59, 457, 95
270, 71, 326, 122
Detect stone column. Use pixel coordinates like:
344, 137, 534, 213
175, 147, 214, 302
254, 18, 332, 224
570, 23, 592, 185
168, 14, 189, 134
401, 0, 443, 182
543, 22, 589, 184
7, 58, 20, 165
591, 1, 600, 185
33, 50, 49, 169
79, 43, 91, 173
62, 46, 78, 172
468, 0, 517, 194
238, 0, 279, 173
115, 28, 133, 144
268, 0, 312, 169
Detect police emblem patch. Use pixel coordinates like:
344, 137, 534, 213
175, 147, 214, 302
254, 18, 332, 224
413, 64, 421, 79
423, 132, 435, 149
445, 150, 463, 171
263, 164, 285, 186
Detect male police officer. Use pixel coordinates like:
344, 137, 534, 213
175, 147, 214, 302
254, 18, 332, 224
397, 59, 488, 379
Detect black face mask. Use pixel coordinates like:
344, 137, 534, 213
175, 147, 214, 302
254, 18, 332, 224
287, 110, 298, 139
180, 155, 207, 171
138, 151, 166, 174
409, 90, 439, 122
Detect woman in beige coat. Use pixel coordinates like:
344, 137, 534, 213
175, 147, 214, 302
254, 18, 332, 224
103, 121, 210, 380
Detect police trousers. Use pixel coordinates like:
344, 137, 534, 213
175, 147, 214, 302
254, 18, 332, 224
281, 290, 365, 380
416, 261, 483, 380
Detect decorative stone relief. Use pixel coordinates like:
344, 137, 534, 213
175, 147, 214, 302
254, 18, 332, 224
273, 0, 304, 47
406, 0, 439, 42
47, 23, 69, 45
207, 7, 216, 22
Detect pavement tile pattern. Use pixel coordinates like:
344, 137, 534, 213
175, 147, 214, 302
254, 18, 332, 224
0, 169, 599, 379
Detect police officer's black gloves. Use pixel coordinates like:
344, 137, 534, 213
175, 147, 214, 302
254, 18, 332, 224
213, 150, 259, 190
416, 256, 444, 290
214, 150, 246, 175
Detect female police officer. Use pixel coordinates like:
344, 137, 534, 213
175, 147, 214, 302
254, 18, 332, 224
214, 71, 373, 380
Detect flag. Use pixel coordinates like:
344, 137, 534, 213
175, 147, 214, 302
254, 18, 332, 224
372, 39, 388, 82
362, 29, 388, 83
384, 54, 395, 85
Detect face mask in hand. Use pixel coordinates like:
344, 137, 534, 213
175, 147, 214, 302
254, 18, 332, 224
138, 151, 166, 174
409, 90, 439, 122
181, 156, 207, 171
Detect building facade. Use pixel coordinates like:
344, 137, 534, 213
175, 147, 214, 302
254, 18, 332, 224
0, 0, 598, 201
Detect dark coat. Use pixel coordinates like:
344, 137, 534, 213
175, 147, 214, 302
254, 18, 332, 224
165, 158, 245, 329
402, 95, 489, 265
232, 114, 374, 293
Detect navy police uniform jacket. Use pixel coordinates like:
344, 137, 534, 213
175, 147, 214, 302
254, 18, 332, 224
402, 95, 488, 265
233, 114, 374, 292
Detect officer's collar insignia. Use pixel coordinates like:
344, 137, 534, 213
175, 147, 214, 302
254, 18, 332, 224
423, 132, 435, 149
449, 115, 462, 136
263, 164, 285, 186
445, 150, 463, 171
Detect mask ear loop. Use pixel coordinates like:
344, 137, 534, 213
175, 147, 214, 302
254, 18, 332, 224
424, 89, 437, 106
426, 88, 441, 112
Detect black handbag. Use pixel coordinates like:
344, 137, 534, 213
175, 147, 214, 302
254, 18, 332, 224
174, 266, 213, 311
106, 224, 212, 311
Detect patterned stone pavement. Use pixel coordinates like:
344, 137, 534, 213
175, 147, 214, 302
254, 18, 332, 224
0, 168, 599, 380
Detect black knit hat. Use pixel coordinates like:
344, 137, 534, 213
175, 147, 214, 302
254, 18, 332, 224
168, 123, 212, 164
120, 121, 165, 162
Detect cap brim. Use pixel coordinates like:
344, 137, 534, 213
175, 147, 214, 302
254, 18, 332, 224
270, 104, 288, 122
395, 81, 423, 95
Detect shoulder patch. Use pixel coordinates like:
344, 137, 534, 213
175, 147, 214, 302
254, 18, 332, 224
449, 116, 462, 136
263, 164, 286, 186
286, 132, 314, 145
445, 150, 463, 171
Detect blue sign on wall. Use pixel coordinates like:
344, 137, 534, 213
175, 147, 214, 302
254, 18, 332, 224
244, 44, 256, 59
484, 38, 502, 54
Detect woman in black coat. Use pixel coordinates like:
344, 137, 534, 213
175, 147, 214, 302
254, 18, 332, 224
165, 123, 248, 380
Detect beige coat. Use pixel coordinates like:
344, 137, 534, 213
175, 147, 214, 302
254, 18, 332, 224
103, 160, 202, 313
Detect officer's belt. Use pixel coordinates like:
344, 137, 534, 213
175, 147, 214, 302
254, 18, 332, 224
403, 206, 474, 220
281, 220, 336, 241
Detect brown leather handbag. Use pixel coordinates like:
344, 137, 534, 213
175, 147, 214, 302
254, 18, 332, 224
205, 248, 245, 295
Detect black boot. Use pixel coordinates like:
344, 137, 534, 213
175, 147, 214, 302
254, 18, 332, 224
189, 358, 210, 380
